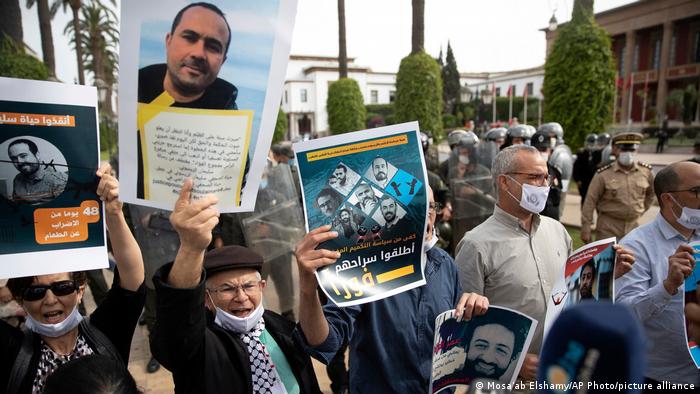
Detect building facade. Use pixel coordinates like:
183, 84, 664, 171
545, 0, 700, 125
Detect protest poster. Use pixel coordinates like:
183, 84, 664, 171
684, 241, 700, 368
293, 122, 427, 306
430, 306, 537, 393
118, 0, 297, 212
543, 237, 617, 336
0, 77, 107, 279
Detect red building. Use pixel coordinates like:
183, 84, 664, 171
545, 0, 700, 125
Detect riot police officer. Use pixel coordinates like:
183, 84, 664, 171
447, 131, 495, 254
501, 124, 531, 150
531, 131, 563, 220
478, 127, 506, 169
421, 131, 452, 223
572, 134, 601, 206
597, 132, 614, 168
438, 129, 468, 184
539, 122, 574, 217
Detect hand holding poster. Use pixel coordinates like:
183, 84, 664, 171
118, 0, 297, 212
293, 122, 427, 306
430, 306, 537, 393
684, 241, 700, 368
0, 77, 107, 278
544, 237, 617, 336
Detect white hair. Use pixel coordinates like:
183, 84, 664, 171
492, 145, 539, 193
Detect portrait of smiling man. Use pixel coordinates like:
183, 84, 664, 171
136, 2, 239, 199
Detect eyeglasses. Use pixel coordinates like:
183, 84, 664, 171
668, 187, 700, 200
207, 281, 262, 298
22, 280, 80, 301
507, 172, 552, 187
428, 202, 442, 212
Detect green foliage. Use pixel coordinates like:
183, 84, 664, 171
0, 36, 49, 80
543, 0, 616, 150
442, 113, 457, 128
365, 104, 395, 128
327, 77, 366, 134
273, 107, 288, 143
667, 86, 698, 125
395, 51, 444, 140
441, 42, 460, 114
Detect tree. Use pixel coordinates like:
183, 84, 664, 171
64, 0, 118, 110
411, 0, 424, 54
326, 0, 365, 134
27, 0, 56, 77
337, 0, 347, 78
53, 0, 85, 84
667, 85, 699, 126
327, 78, 366, 134
395, 0, 443, 139
0, 0, 23, 45
273, 108, 288, 143
0, 36, 49, 80
442, 42, 460, 114
543, 0, 615, 149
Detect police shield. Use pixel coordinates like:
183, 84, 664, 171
446, 141, 496, 251
240, 163, 304, 262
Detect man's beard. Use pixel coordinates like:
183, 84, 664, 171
167, 58, 213, 97
362, 197, 376, 209
18, 162, 39, 177
383, 212, 396, 223
463, 357, 509, 381
580, 285, 593, 299
375, 171, 387, 181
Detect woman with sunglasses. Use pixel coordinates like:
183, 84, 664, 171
1, 163, 145, 394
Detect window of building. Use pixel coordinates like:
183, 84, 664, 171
495, 87, 501, 97
300, 89, 307, 103
652, 38, 661, 70
370, 90, 378, 104
526, 82, 533, 96
284, 90, 288, 104
694, 30, 700, 63
389, 90, 396, 103
632, 43, 639, 71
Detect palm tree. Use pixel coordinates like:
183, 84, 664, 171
411, 0, 424, 54
27, 0, 56, 77
64, 0, 118, 108
51, 0, 85, 84
337, 0, 347, 78
0, 0, 24, 45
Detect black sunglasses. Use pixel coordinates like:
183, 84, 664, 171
22, 280, 80, 301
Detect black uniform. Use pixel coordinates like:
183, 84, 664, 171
572, 148, 601, 205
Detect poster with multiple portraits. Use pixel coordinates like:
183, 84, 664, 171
430, 306, 537, 393
684, 241, 700, 368
0, 77, 107, 279
543, 237, 617, 336
293, 122, 428, 306
118, 0, 297, 212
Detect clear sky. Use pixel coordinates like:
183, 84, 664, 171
20, 0, 639, 83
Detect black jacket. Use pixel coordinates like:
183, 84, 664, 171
150, 263, 321, 394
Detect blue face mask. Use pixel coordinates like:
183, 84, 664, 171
288, 158, 296, 167
260, 179, 268, 189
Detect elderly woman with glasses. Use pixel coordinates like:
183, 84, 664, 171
1, 163, 145, 394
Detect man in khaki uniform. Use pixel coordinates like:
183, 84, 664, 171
581, 132, 654, 243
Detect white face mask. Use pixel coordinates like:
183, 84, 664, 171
458, 155, 470, 165
25, 305, 83, 338
540, 152, 550, 162
618, 151, 635, 166
424, 227, 438, 252
209, 292, 265, 333
506, 175, 550, 214
670, 195, 700, 230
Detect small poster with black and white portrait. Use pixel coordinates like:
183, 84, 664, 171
430, 306, 537, 393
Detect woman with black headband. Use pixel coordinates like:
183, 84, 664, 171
0, 162, 145, 394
